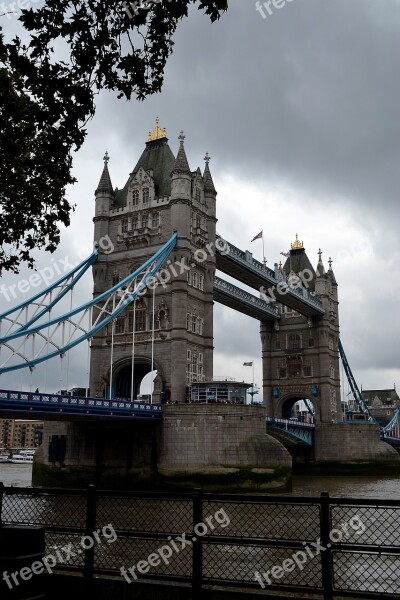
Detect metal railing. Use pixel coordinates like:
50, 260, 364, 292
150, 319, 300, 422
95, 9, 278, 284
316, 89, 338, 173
0, 484, 399, 599
0, 389, 162, 420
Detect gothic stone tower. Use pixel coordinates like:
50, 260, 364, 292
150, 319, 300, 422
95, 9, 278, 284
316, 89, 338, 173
90, 120, 217, 403
261, 235, 341, 423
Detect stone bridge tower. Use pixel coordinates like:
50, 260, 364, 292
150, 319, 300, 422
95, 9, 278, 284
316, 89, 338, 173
90, 120, 217, 403
261, 235, 341, 423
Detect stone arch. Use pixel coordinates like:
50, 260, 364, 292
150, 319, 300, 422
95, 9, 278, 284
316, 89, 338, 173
276, 392, 321, 423
111, 356, 166, 401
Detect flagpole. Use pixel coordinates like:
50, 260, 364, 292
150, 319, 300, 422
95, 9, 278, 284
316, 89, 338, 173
262, 234, 266, 266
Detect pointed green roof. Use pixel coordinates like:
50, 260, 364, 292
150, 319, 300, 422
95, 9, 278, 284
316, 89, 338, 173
114, 138, 176, 206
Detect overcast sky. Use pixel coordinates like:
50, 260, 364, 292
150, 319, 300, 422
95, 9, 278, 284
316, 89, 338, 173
1, 0, 400, 399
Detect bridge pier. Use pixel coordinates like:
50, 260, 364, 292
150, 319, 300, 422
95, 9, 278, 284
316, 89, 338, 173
33, 406, 292, 491
314, 423, 400, 467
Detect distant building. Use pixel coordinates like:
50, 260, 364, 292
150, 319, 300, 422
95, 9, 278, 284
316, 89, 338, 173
361, 388, 399, 426
0, 419, 43, 449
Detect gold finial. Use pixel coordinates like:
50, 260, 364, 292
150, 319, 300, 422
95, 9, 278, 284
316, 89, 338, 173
103, 150, 109, 165
178, 130, 185, 145
147, 116, 167, 142
291, 233, 304, 251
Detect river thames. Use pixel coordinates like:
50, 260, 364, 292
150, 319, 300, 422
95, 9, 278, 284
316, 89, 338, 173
1, 463, 399, 499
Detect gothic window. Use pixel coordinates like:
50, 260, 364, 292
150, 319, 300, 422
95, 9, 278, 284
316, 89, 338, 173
196, 189, 201, 203
192, 272, 198, 288
303, 362, 312, 377
328, 336, 334, 351
122, 220, 128, 233
199, 274, 204, 290
191, 315, 197, 333
288, 334, 301, 350
288, 358, 302, 378
135, 310, 146, 332
128, 312, 134, 332
132, 189, 139, 205
115, 317, 125, 334
143, 188, 149, 203
149, 312, 160, 330
132, 217, 138, 230
187, 349, 192, 361
152, 213, 160, 228
195, 214, 201, 229
142, 215, 148, 228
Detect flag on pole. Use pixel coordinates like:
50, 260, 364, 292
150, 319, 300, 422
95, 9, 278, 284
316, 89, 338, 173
243, 361, 253, 366
280, 251, 290, 257
251, 231, 263, 242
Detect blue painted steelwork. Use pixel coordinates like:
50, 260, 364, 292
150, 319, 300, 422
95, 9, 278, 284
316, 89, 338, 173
266, 416, 315, 445
381, 408, 400, 440
0, 389, 162, 420
0, 249, 98, 334
0, 233, 177, 373
338, 339, 376, 423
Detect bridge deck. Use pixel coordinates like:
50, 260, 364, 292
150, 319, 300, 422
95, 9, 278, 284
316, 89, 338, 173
216, 236, 324, 317
213, 276, 280, 321
0, 389, 162, 421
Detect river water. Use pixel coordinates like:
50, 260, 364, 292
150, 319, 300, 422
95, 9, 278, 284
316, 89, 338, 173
1, 463, 399, 499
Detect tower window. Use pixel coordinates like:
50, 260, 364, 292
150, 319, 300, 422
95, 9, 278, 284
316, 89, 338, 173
132, 189, 139, 205
115, 317, 125, 334
143, 188, 150, 203
122, 220, 128, 233
135, 310, 146, 332
152, 213, 160, 228
288, 334, 301, 350
142, 215, 148, 228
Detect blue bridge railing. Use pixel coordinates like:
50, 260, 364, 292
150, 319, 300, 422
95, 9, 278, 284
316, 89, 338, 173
0, 389, 162, 420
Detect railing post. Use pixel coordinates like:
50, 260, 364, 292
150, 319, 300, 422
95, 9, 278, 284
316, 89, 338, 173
0, 482, 4, 527
84, 484, 97, 580
320, 492, 334, 600
192, 488, 203, 597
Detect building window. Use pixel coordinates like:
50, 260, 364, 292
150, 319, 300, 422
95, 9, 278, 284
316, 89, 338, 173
149, 312, 160, 330
308, 337, 314, 347
303, 363, 312, 377
196, 189, 201, 203
115, 317, 125, 334
288, 334, 301, 350
132, 189, 139, 205
135, 310, 146, 332
142, 215, 148, 228
143, 188, 149, 203
152, 213, 160, 228
132, 218, 138, 230
122, 220, 128, 233
288, 359, 302, 378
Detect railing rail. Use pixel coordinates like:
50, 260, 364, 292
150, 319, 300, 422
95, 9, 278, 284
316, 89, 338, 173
0, 484, 399, 599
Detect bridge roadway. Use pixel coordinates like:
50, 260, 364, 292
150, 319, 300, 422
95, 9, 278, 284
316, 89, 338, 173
213, 276, 280, 321
0, 389, 162, 421
215, 235, 325, 317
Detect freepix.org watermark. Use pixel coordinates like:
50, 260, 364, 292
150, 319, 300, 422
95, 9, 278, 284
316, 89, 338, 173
255, 0, 296, 20
254, 514, 366, 588
0, 235, 114, 304
2, 524, 117, 591
120, 507, 230, 583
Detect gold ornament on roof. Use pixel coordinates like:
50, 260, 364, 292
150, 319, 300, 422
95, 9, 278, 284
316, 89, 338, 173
147, 117, 167, 142
291, 233, 304, 250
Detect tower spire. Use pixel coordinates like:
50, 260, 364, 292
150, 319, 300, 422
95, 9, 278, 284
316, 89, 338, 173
171, 130, 191, 175
316, 247, 325, 276
203, 152, 216, 195
96, 151, 113, 195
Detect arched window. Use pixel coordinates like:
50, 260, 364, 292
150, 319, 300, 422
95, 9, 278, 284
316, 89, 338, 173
122, 220, 128, 233
142, 188, 149, 203
132, 189, 139, 205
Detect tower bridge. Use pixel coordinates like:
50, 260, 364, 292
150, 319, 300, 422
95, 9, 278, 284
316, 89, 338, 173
0, 119, 398, 490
